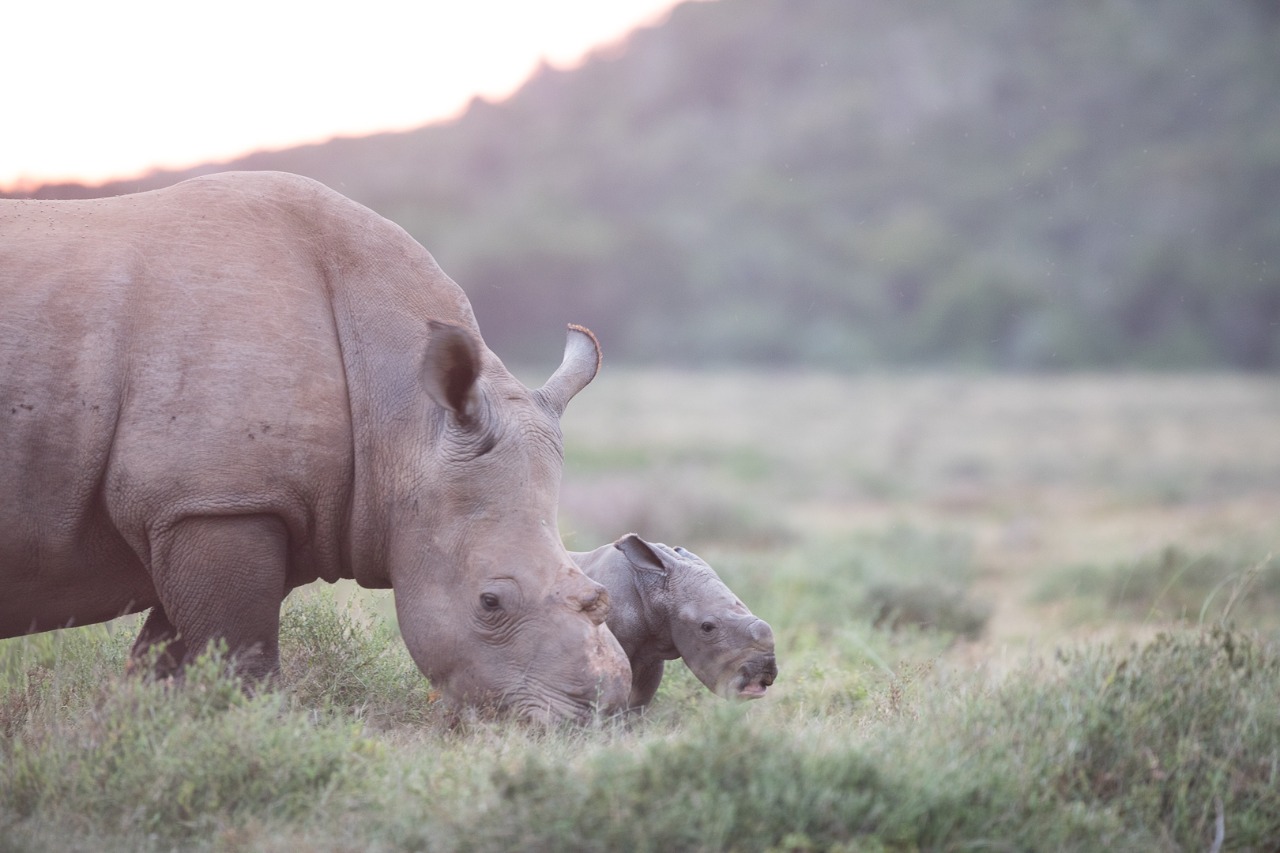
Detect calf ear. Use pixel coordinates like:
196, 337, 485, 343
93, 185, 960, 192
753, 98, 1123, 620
537, 324, 602, 417
616, 533, 668, 578
422, 320, 482, 425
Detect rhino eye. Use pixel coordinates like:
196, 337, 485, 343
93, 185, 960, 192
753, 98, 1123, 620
480, 592, 501, 611
700, 621, 717, 633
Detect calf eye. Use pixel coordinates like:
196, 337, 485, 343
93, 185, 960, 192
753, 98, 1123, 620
480, 592, 501, 611
700, 621, 717, 633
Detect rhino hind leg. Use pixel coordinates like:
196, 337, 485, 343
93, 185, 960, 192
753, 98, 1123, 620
145, 513, 289, 681
130, 605, 189, 679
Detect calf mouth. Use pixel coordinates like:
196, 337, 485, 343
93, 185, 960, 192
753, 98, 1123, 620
732, 654, 778, 700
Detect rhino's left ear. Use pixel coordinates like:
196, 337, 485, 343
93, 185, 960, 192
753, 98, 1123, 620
616, 533, 668, 579
536, 324, 602, 417
422, 320, 482, 426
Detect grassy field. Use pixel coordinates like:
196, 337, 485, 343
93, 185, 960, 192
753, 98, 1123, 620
3, 371, 1280, 851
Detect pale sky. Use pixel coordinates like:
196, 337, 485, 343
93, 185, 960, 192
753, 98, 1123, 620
3, 0, 693, 191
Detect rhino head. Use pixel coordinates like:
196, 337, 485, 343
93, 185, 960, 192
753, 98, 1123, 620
375, 324, 631, 723
574, 534, 777, 709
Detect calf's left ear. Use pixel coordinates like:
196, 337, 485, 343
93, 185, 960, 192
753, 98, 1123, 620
616, 533, 669, 580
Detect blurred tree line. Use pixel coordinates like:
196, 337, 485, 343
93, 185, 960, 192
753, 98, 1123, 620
17, 0, 1280, 370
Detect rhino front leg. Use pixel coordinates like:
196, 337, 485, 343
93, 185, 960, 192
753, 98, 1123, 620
628, 658, 667, 710
130, 604, 188, 679
146, 513, 289, 681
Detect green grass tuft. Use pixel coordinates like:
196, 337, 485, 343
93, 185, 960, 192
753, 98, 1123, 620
2, 643, 378, 844
278, 586, 436, 727
423, 628, 1280, 851
1036, 546, 1280, 629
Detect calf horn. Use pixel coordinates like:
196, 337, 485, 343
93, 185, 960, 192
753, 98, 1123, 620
749, 618, 774, 648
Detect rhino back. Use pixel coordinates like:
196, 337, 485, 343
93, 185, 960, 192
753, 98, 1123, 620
0, 172, 454, 633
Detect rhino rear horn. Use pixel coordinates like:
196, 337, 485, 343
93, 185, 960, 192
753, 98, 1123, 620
536, 324, 601, 417
422, 320, 482, 425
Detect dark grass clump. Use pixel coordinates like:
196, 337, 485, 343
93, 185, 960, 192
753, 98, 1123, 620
863, 580, 992, 640
743, 525, 991, 643
768, 527, 973, 617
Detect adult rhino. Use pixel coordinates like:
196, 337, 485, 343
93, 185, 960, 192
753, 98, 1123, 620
0, 171, 630, 723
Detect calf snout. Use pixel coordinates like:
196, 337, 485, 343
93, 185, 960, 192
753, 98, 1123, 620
732, 652, 778, 699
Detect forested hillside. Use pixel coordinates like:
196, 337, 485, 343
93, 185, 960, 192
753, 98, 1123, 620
17, 0, 1280, 369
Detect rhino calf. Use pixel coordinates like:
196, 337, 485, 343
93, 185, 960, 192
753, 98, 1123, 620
572, 534, 777, 710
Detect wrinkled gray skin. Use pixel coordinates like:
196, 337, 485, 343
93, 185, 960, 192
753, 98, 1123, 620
572, 534, 777, 710
0, 171, 631, 723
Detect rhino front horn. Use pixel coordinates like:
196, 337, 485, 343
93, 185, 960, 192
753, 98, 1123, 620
568, 578, 611, 626
536, 324, 602, 417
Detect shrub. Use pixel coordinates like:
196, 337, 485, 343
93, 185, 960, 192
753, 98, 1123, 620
1043, 628, 1280, 844
417, 629, 1280, 851
0, 622, 134, 738
453, 708, 900, 853
1, 644, 379, 843
277, 586, 436, 727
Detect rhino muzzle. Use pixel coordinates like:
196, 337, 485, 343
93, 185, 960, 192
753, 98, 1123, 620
511, 619, 630, 724
731, 653, 778, 700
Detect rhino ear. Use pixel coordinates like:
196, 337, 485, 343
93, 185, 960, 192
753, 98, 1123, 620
536, 324, 601, 417
422, 320, 482, 425
616, 533, 668, 579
